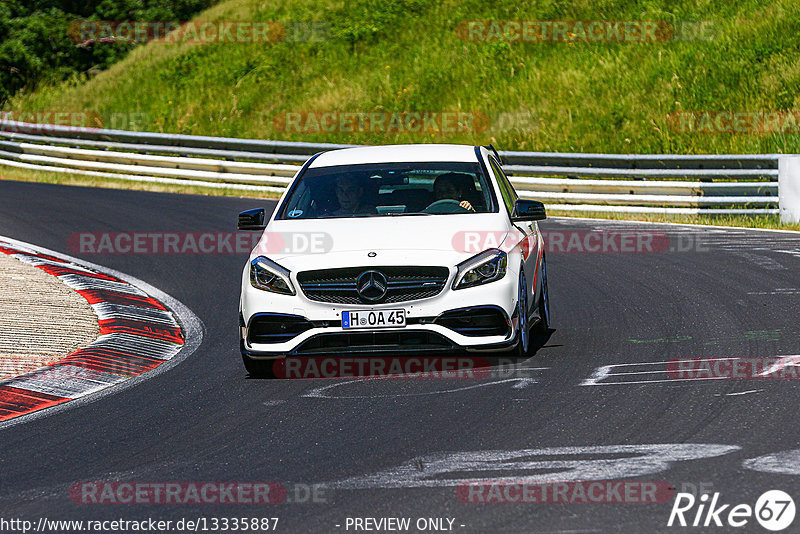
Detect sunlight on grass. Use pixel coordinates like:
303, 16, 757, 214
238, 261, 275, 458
5, 0, 800, 228
8, 0, 800, 154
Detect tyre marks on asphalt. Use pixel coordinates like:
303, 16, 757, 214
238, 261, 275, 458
0, 239, 185, 423
300, 366, 549, 399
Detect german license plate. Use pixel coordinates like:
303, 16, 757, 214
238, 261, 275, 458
342, 309, 406, 329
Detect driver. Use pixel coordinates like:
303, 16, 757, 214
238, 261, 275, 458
433, 173, 475, 212
332, 174, 374, 216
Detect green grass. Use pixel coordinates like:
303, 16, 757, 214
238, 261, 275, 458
7, 0, 800, 154
5, 0, 800, 230
546, 209, 800, 231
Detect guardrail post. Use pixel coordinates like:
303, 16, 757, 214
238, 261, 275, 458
779, 156, 800, 223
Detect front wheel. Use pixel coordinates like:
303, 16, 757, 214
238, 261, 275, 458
242, 352, 276, 378
534, 252, 550, 335
511, 270, 530, 358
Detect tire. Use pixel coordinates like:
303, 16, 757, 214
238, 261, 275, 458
534, 252, 550, 335
241, 352, 275, 378
512, 269, 530, 358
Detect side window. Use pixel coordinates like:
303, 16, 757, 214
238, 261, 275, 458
489, 157, 515, 215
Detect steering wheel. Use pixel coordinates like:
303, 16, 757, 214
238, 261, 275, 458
422, 199, 471, 214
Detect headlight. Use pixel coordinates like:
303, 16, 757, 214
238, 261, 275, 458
250, 256, 295, 295
453, 249, 507, 290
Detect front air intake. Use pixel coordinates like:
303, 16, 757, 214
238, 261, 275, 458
247, 314, 313, 344
434, 306, 511, 337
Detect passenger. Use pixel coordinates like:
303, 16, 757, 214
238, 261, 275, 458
433, 173, 476, 212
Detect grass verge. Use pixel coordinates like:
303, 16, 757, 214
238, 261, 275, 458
0, 166, 280, 200
547, 209, 800, 231
7, 0, 800, 155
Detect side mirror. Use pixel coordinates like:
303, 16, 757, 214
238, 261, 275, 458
238, 208, 266, 230
511, 199, 546, 222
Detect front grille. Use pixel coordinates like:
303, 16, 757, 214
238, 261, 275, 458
434, 306, 511, 337
297, 266, 450, 304
248, 314, 313, 344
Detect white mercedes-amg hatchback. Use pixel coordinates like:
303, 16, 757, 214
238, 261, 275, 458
238, 144, 549, 376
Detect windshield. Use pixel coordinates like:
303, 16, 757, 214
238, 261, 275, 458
277, 161, 496, 219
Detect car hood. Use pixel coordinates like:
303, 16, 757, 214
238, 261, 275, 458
251, 214, 511, 270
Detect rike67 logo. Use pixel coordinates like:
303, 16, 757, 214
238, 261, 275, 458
668, 490, 795, 531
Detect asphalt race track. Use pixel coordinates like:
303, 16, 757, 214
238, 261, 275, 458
2, 179, 800, 533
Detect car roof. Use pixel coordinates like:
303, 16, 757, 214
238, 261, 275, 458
309, 144, 481, 168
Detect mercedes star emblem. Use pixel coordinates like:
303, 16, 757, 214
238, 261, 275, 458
356, 270, 388, 302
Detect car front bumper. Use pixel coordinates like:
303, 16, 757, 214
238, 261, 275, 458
240, 263, 522, 359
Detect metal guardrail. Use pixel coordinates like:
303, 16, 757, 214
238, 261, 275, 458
0, 119, 784, 215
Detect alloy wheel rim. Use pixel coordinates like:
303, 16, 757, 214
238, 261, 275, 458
519, 271, 528, 353
541, 257, 550, 326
